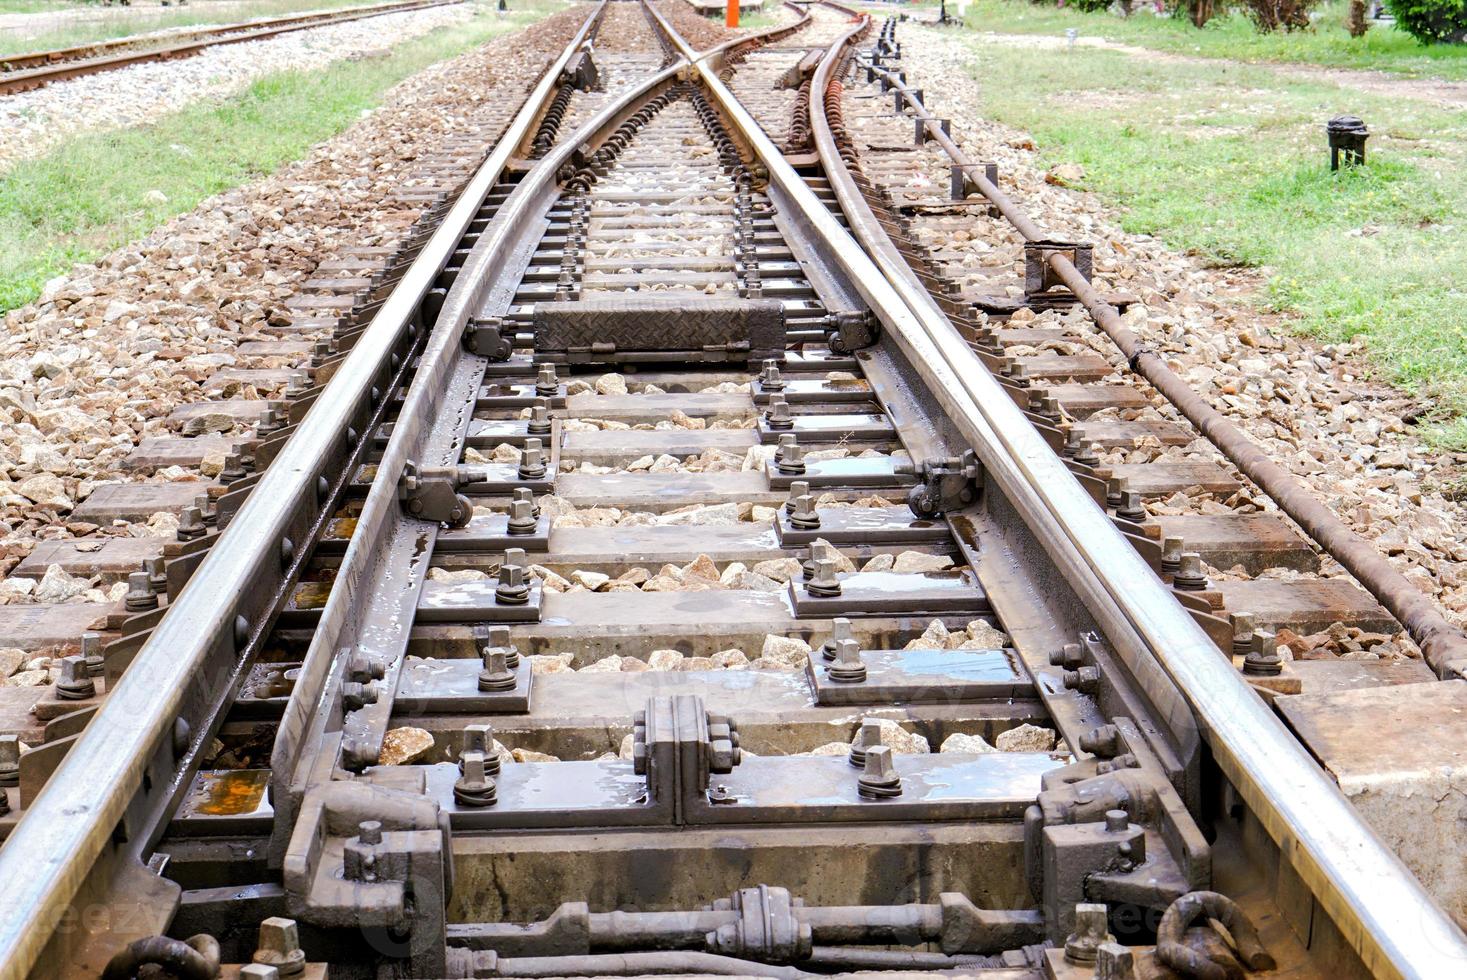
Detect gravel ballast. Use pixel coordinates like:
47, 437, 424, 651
0, 4, 588, 639
849, 19, 1467, 635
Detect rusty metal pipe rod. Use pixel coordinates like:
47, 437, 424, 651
491, 952, 812, 978
861, 54, 1467, 679
459, 903, 948, 953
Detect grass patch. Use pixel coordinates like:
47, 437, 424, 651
708, 8, 781, 30
0, 0, 381, 57
909, 0, 1467, 80
0, 1, 561, 313
947, 30, 1467, 444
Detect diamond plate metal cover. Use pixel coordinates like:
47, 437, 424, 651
534, 297, 785, 353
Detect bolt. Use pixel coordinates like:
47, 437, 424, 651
0, 734, 19, 788
784, 480, 811, 514
765, 396, 794, 431
1160, 537, 1183, 575
284, 371, 310, 398
341, 681, 378, 711
1105, 477, 1124, 509
1063, 665, 1101, 694
82, 631, 104, 677
54, 655, 96, 701
194, 493, 217, 528
1078, 724, 1120, 758
1095, 942, 1136, 980
256, 407, 283, 436
1172, 552, 1208, 591
506, 497, 538, 536
124, 571, 159, 612
358, 820, 383, 846
479, 649, 517, 692
527, 398, 552, 436
821, 617, 854, 663
535, 363, 559, 397
1064, 903, 1113, 964
1073, 440, 1100, 468
518, 438, 548, 480
848, 717, 883, 769
481, 624, 520, 670
1104, 809, 1129, 833
827, 638, 867, 683
776, 439, 806, 476
857, 745, 902, 799
1231, 612, 1257, 658
463, 723, 502, 776
496, 548, 530, 605
253, 917, 306, 977
774, 432, 796, 462
513, 487, 540, 520
1061, 426, 1082, 458
789, 494, 821, 531
758, 359, 785, 391
1243, 630, 1284, 677
806, 558, 842, 598
1115, 490, 1145, 524
176, 506, 207, 542
454, 749, 498, 808
220, 453, 246, 483
1049, 641, 1083, 669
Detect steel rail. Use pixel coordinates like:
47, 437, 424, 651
269, 0, 813, 847
855, 54, 1467, 681
650, 3, 1467, 977
0, 0, 462, 95
0, 6, 605, 976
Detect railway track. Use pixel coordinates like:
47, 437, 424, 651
0, 2, 1464, 978
0, 0, 464, 96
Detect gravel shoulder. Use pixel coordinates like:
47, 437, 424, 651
887, 20, 1467, 628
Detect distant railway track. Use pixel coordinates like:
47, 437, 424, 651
0, 0, 464, 96
0, 2, 1464, 978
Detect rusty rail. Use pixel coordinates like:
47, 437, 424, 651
859, 50, 1467, 681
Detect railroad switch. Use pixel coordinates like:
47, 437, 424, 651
398, 460, 473, 528
899, 450, 982, 518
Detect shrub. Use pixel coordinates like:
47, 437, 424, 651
1173, 0, 1220, 28
1241, 0, 1320, 31
1388, 0, 1467, 43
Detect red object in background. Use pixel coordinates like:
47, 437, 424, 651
726, 0, 740, 28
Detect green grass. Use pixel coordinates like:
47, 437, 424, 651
0, 1, 73, 13
944, 25, 1467, 444
0, 0, 397, 59
0, 1, 560, 313
913, 0, 1467, 81
707, 7, 781, 29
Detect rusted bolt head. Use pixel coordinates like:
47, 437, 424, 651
253, 917, 305, 976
